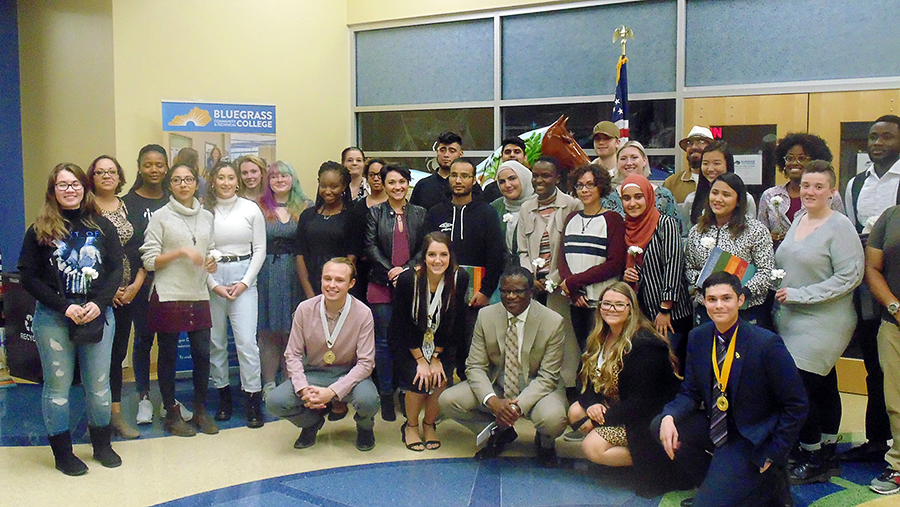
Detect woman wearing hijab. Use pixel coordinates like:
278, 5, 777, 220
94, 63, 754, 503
620, 175, 692, 369
490, 160, 534, 269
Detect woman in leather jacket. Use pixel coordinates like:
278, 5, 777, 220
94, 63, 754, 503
363, 163, 427, 420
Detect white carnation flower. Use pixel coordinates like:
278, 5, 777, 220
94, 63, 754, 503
208, 249, 224, 262
700, 237, 716, 250
628, 246, 644, 256
544, 279, 557, 293
771, 269, 786, 281
81, 266, 99, 280
502, 213, 514, 223
771, 195, 785, 208
531, 257, 546, 269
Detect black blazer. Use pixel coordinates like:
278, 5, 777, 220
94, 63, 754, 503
661, 319, 808, 467
576, 329, 681, 488
364, 201, 427, 286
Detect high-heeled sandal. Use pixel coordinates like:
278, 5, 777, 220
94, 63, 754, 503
422, 421, 441, 450
401, 421, 425, 452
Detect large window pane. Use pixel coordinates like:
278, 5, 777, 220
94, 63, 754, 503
358, 108, 494, 152
501, 99, 676, 150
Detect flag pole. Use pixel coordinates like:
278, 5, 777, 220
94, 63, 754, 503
612, 26, 633, 142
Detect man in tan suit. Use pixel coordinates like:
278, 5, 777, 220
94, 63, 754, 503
439, 266, 568, 467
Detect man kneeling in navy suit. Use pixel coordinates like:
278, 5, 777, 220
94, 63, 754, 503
655, 272, 808, 507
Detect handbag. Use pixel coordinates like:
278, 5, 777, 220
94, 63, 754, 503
68, 311, 107, 344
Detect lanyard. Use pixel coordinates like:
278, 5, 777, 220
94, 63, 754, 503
320, 296, 352, 349
426, 278, 445, 332
711, 326, 738, 394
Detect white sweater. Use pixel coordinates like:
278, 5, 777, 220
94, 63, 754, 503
141, 196, 215, 302
206, 195, 266, 289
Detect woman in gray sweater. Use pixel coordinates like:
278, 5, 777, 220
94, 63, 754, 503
141, 163, 219, 437
774, 161, 863, 485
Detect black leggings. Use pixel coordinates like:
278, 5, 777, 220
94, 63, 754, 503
157, 329, 211, 409
109, 303, 134, 403
797, 368, 841, 445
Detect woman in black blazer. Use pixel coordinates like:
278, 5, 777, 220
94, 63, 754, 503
568, 282, 683, 495
389, 232, 468, 451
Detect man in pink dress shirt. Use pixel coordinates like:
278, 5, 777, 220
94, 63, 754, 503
265, 258, 379, 451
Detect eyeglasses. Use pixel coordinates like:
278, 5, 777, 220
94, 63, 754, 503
499, 289, 528, 297
685, 139, 709, 148
783, 155, 811, 165
600, 301, 630, 312
574, 182, 597, 191
94, 170, 117, 178
55, 181, 83, 191
170, 176, 196, 186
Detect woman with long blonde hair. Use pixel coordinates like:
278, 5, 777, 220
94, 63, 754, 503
567, 282, 682, 495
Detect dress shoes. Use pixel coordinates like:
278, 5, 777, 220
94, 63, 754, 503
474, 427, 518, 460
294, 418, 325, 449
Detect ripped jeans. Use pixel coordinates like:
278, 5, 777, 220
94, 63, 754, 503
33, 302, 114, 435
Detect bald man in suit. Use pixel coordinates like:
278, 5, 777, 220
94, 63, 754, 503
440, 267, 568, 467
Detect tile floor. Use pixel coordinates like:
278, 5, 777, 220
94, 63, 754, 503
0, 380, 893, 507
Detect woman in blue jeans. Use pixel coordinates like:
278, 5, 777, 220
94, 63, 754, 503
18, 163, 124, 476
364, 164, 427, 421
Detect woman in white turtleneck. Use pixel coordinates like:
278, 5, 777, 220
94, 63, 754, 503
205, 161, 267, 428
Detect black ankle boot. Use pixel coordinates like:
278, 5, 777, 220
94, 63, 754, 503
246, 391, 264, 429
380, 393, 396, 422
88, 425, 122, 468
48, 431, 88, 476
215, 386, 233, 421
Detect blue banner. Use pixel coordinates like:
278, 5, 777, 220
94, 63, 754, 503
162, 101, 276, 134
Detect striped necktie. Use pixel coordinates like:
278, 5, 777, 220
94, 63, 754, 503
503, 316, 521, 398
710, 333, 728, 447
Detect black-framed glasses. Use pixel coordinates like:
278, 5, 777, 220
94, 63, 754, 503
600, 301, 630, 311
94, 170, 117, 178
55, 181, 83, 191
574, 182, 597, 191
171, 176, 196, 185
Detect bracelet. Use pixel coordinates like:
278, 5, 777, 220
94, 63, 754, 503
658, 306, 671, 315
413, 355, 424, 360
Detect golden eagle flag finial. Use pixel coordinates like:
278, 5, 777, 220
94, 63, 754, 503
613, 25, 634, 56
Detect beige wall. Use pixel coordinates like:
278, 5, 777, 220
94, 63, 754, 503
18, 0, 117, 222
112, 0, 350, 195
346, 0, 564, 25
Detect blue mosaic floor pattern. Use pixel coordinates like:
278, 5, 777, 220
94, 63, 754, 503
0, 380, 269, 446
155, 458, 663, 507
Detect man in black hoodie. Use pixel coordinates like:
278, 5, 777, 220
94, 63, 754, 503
426, 158, 504, 379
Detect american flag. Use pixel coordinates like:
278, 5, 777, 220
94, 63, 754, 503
612, 54, 629, 142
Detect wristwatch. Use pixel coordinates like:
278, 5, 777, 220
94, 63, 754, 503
888, 301, 900, 316
659, 306, 672, 315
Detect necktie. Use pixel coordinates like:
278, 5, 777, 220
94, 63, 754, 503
710, 334, 728, 447
503, 316, 521, 398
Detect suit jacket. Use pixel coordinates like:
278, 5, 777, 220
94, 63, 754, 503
517, 191, 582, 285
465, 301, 565, 415
661, 319, 808, 468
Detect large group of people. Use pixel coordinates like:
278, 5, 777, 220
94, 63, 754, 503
17, 114, 900, 504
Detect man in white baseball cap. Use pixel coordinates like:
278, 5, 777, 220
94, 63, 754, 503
664, 126, 714, 203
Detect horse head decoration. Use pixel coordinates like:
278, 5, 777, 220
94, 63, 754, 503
540, 115, 591, 185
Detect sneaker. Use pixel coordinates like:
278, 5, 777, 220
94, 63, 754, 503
563, 430, 586, 442
136, 395, 153, 425
160, 400, 193, 421
871, 468, 900, 495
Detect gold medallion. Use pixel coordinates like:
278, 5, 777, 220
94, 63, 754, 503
424, 329, 435, 344
323, 349, 336, 365
716, 395, 729, 412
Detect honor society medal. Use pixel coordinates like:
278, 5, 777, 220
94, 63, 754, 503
323, 349, 336, 365
716, 395, 729, 412
424, 329, 435, 344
